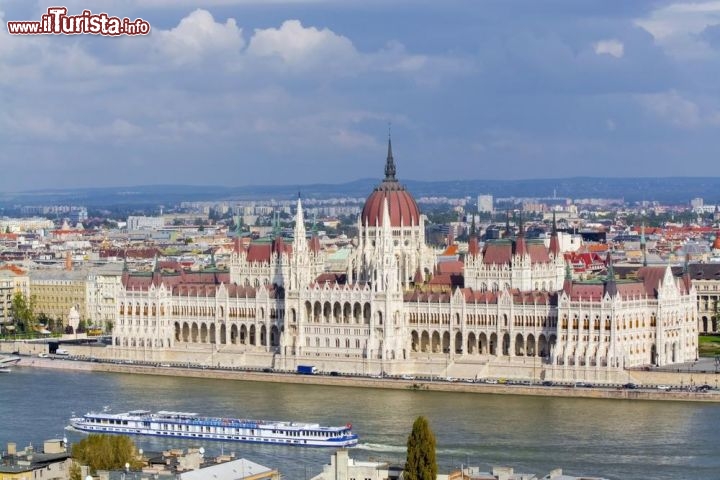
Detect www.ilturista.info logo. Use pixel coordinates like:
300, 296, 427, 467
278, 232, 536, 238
7, 7, 150, 35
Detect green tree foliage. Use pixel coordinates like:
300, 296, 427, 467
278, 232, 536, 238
69, 461, 82, 480
404, 416, 438, 480
71, 434, 143, 474
11, 292, 36, 333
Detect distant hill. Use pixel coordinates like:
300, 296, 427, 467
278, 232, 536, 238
0, 177, 718, 207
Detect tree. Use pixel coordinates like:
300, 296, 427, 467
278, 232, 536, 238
71, 434, 143, 477
11, 292, 36, 333
404, 416, 437, 480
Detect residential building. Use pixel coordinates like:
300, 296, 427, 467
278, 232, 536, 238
127, 216, 165, 231
30, 268, 89, 328
0, 439, 71, 480
477, 195, 493, 214
0, 265, 29, 328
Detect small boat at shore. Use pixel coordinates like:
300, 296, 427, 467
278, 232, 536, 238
0, 355, 21, 367
69, 409, 358, 447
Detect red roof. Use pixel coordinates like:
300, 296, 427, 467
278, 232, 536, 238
481, 240, 552, 265
0, 264, 26, 275
436, 261, 463, 274
243, 238, 293, 263
482, 242, 513, 265
427, 273, 463, 287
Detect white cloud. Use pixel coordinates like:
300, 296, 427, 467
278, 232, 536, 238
636, 1, 720, 58
639, 90, 720, 128
247, 19, 357, 68
155, 9, 245, 65
594, 39, 624, 58
330, 129, 377, 149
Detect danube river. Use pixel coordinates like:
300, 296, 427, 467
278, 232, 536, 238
2, 367, 720, 479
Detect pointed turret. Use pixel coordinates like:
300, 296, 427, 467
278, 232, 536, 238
563, 260, 573, 295
272, 211, 281, 238
640, 222, 647, 267
549, 211, 560, 256
468, 215, 480, 256
413, 267, 424, 285
513, 212, 527, 257
381, 196, 393, 246
151, 253, 162, 286
604, 252, 617, 298
235, 215, 243, 236
233, 215, 243, 253
293, 195, 307, 247
121, 254, 129, 285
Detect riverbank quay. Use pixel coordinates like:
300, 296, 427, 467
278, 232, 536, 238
15, 356, 720, 403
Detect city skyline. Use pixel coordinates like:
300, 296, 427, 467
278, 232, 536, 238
3, 1, 720, 190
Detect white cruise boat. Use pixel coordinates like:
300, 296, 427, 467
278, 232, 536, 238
69, 410, 358, 447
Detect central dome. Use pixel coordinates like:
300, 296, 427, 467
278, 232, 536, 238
361, 138, 421, 227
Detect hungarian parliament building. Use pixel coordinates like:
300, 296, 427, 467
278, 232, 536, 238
112, 141, 698, 382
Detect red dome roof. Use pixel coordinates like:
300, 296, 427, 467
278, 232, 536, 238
361, 138, 421, 227
362, 184, 421, 227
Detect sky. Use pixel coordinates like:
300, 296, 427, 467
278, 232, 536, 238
2, 0, 720, 191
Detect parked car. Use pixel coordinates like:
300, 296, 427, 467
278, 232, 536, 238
623, 383, 638, 389
656, 385, 671, 391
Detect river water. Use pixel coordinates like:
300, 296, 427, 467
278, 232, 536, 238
2, 367, 719, 479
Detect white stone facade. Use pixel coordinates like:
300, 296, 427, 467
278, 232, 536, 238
111, 147, 698, 380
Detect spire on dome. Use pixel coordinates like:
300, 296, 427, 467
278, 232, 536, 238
384, 134, 397, 181
504, 210, 511, 238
